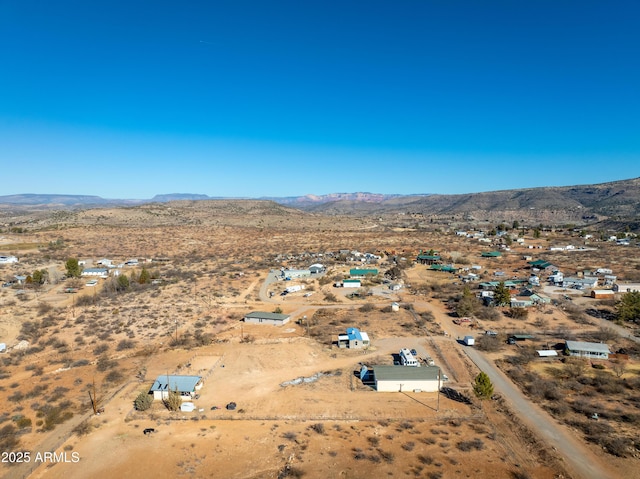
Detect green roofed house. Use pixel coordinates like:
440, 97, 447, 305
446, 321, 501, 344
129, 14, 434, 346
244, 311, 291, 326
150, 375, 203, 401
417, 254, 441, 265
429, 264, 458, 273
343, 279, 362, 288
350, 268, 378, 277
481, 251, 502, 258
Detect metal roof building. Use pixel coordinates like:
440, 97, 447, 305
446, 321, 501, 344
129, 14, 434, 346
150, 375, 203, 401
565, 340, 610, 360
372, 365, 442, 392
244, 311, 291, 326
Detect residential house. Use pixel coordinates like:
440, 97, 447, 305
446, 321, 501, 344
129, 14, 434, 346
562, 276, 598, 290
150, 375, 203, 401
243, 311, 291, 326
613, 283, 640, 294
337, 327, 370, 349
81, 268, 109, 278
565, 340, 610, 360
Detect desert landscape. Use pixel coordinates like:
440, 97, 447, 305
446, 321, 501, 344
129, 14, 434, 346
0, 198, 639, 479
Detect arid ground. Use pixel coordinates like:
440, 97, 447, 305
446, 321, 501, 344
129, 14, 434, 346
1, 203, 639, 478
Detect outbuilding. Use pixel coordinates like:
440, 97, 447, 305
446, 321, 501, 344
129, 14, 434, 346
243, 311, 291, 326
372, 365, 441, 392
591, 290, 615, 299
342, 279, 361, 288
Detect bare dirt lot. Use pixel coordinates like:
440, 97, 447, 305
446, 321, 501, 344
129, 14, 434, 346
1, 206, 639, 478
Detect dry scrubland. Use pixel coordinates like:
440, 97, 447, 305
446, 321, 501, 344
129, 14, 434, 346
0, 202, 639, 479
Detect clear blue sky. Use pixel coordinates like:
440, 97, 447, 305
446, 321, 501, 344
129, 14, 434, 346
1, 1, 638, 198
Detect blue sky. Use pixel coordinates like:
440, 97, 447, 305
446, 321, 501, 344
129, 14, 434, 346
1, 1, 638, 198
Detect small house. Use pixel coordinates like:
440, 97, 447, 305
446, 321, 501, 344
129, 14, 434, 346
342, 279, 361, 288
150, 375, 203, 401
565, 340, 610, 360
337, 327, 370, 349
81, 268, 108, 278
244, 311, 291, 326
349, 268, 378, 278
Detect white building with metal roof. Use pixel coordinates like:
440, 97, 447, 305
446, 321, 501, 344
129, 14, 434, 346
565, 340, 610, 360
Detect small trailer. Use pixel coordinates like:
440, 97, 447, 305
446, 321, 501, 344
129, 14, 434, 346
463, 336, 475, 346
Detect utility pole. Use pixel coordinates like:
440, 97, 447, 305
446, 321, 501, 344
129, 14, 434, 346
437, 367, 441, 412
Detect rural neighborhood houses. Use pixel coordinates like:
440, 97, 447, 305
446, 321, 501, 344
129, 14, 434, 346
150, 375, 203, 401
0, 255, 18, 264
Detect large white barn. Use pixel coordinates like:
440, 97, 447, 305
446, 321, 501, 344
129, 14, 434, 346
372, 365, 441, 392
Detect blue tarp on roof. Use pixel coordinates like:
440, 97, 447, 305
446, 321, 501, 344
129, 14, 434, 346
346, 327, 363, 341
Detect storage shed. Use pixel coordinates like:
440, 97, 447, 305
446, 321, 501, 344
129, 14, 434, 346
372, 365, 441, 392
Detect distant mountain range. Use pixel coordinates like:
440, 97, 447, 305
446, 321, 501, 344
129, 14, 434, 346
0, 192, 407, 207
1, 178, 639, 229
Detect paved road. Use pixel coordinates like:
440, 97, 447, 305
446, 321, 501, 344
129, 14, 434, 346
257, 278, 617, 479
464, 346, 613, 479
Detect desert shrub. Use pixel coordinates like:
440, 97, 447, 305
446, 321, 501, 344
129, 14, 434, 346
456, 438, 484, 451
104, 370, 125, 384
116, 339, 136, 351
282, 431, 297, 441
359, 303, 376, 313
376, 448, 395, 463
96, 355, 116, 371
309, 423, 325, 435
73, 420, 93, 437
505, 308, 528, 320
0, 424, 19, 450
134, 391, 153, 411
163, 389, 182, 411
15, 416, 32, 429
475, 306, 501, 321
278, 465, 306, 478
401, 441, 415, 451
475, 335, 502, 352
367, 436, 380, 447
41, 405, 74, 431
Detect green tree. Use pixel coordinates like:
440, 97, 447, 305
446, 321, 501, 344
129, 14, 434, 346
164, 388, 182, 412
456, 286, 477, 318
616, 291, 640, 323
65, 258, 82, 278
134, 391, 154, 411
32, 269, 48, 285
116, 274, 130, 292
533, 228, 541, 239
473, 372, 494, 399
138, 267, 151, 284
512, 220, 520, 229
493, 281, 511, 306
